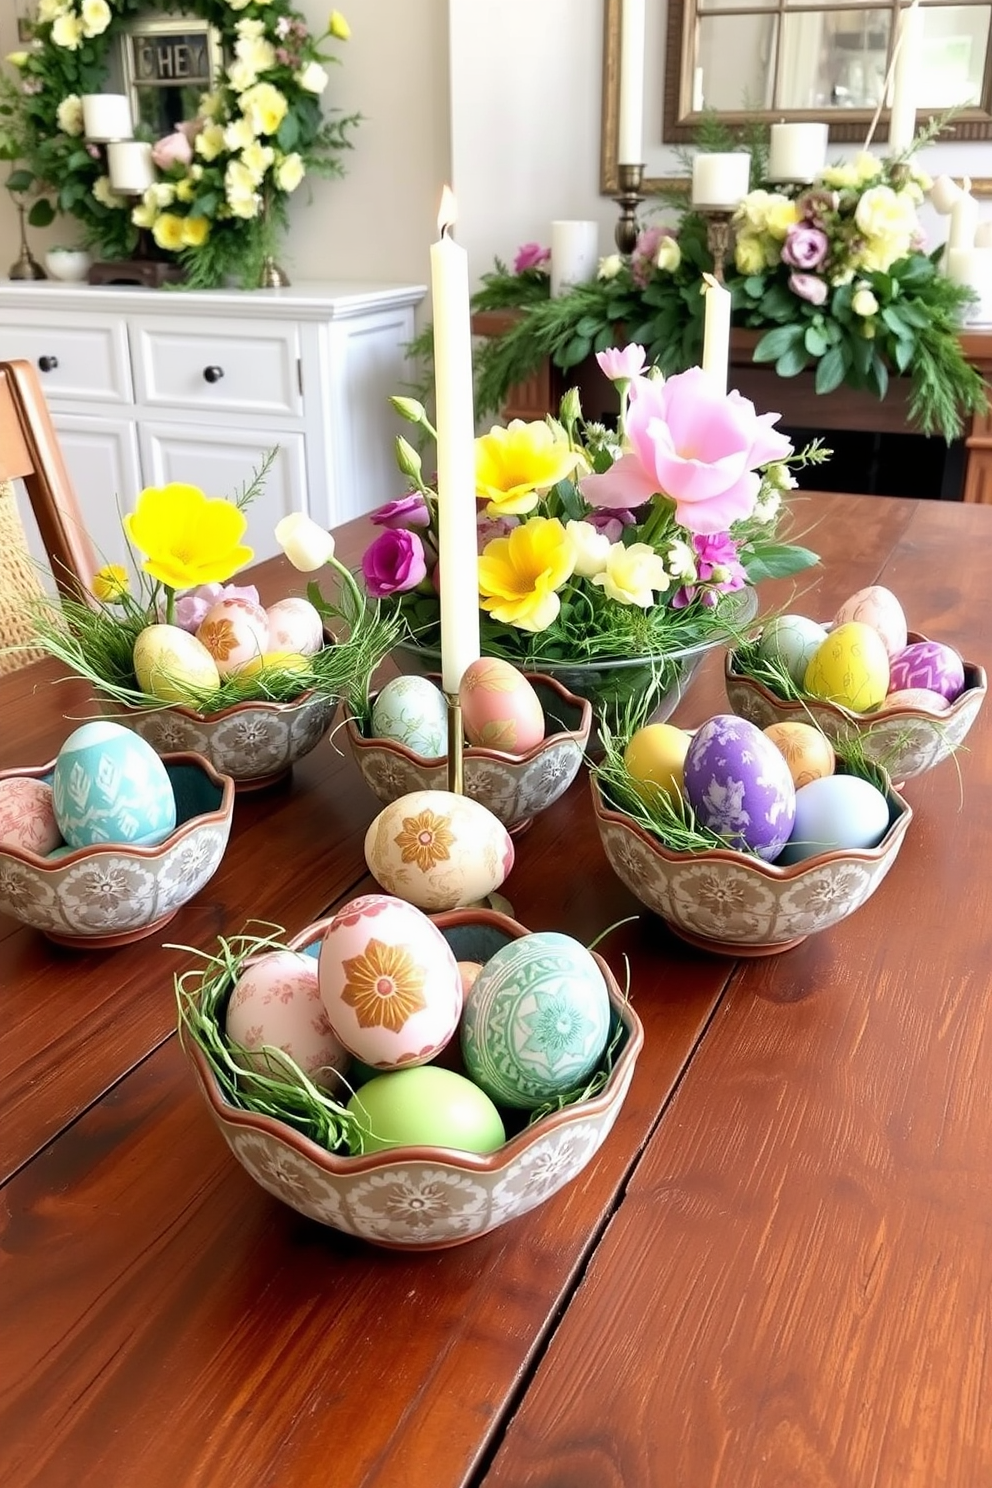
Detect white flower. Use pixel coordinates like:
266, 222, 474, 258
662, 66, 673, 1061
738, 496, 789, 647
51, 12, 84, 48
276, 513, 336, 571
295, 61, 329, 94
131, 200, 157, 229
275, 152, 305, 193
149, 182, 176, 208
655, 236, 681, 273
236, 17, 266, 38
565, 519, 610, 579
239, 82, 288, 135
851, 285, 879, 318
664, 538, 697, 581
240, 140, 274, 185
225, 0, 253, 10
80, 0, 111, 37
224, 159, 261, 218
92, 175, 123, 208
37, 0, 67, 21
223, 116, 255, 153
235, 36, 276, 76
197, 90, 224, 120
226, 59, 259, 93
56, 94, 84, 136
592, 543, 671, 607
597, 253, 623, 280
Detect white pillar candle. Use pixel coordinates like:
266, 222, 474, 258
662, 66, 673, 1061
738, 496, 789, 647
949, 180, 979, 251
81, 93, 133, 142
766, 123, 828, 184
550, 220, 600, 298
888, 0, 922, 156
691, 153, 751, 211
946, 247, 992, 324
108, 140, 154, 194
430, 187, 481, 695
617, 0, 645, 165
975, 220, 992, 249
701, 273, 731, 396
930, 174, 963, 215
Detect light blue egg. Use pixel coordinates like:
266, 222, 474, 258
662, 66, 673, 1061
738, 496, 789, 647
371, 675, 448, 758
52, 721, 177, 849
776, 774, 890, 865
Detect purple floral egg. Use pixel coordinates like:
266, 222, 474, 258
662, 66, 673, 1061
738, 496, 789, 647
888, 640, 965, 702
683, 714, 797, 861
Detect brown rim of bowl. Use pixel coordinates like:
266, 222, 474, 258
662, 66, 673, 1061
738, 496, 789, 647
0, 751, 235, 869
184, 904, 644, 1177
107, 685, 334, 727
346, 672, 593, 768
589, 773, 913, 878
726, 631, 987, 725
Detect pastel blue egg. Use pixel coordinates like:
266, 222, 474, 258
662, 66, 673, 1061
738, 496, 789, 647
52, 721, 177, 849
371, 675, 448, 758
758, 614, 829, 689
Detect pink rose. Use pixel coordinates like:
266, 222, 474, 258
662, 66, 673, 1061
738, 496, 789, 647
362, 529, 427, 597
151, 131, 193, 170
513, 242, 551, 274
579, 367, 793, 536
631, 225, 675, 288
788, 272, 828, 306
781, 226, 829, 271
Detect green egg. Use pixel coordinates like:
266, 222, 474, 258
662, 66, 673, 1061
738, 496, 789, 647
347, 1066, 506, 1154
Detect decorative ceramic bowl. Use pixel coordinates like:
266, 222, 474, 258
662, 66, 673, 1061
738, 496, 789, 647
184, 909, 644, 1250
0, 753, 234, 948
590, 774, 912, 956
725, 633, 987, 782
346, 674, 592, 831
44, 247, 92, 282
114, 689, 338, 791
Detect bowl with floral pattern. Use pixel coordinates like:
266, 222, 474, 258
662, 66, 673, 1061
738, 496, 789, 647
590, 773, 912, 956
345, 674, 592, 831
0, 752, 234, 948
181, 909, 643, 1251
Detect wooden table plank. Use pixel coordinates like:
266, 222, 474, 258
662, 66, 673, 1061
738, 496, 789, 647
480, 498, 992, 1487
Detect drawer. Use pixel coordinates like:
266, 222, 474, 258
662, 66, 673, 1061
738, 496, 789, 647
0, 311, 132, 404
132, 319, 302, 417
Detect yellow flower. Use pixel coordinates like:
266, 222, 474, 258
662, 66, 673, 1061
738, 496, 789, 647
181, 216, 210, 248
92, 175, 123, 209
175, 178, 196, 203
329, 10, 351, 40
478, 516, 575, 633
475, 421, 579, 517
91, 564, 129, 603
592, 543, 671, 607
765, 199, 800, 241
223, 117, 255, 153
80, 0, 111, 38
295, 61, 329, 94
734, 233, 766, 276
275, 152, 305, 193
131, 201, 157, 229
240, 140, 274, 184
239, 82, 289, 136
123, 483, 253, 590
151, 213, 186, 252
195, 123, 226, 162
5, 51, 29, 68
51, 12, 83, 48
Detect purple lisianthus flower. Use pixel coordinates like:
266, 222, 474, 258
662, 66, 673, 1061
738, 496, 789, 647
788, 272, 829, 306
631, 225, 676, 289
513, 242, 551, 274
362, 529, 427, 597
781, 225, 829, 272
586, 507, 638, 544
369, 492, 430, 529
476, 514, 518, 552
172, 581, 260, 632
672, 532, 747, 609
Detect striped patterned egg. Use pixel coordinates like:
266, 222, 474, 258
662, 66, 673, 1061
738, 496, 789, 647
888, 640, 965, 702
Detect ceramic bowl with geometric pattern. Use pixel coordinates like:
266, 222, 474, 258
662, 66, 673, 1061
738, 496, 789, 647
590, 773, 912, 957
0, 752, 234, 948
184, 908, 643, 1251
346, 675, 592, 831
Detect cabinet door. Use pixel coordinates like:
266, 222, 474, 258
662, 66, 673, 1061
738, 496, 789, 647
137, 423, 308, 561
45, 412, 143, 580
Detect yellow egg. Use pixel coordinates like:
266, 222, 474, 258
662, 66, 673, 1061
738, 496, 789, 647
236, 650, 310, 679
623, 723, 691, 804
133, 624, 221, 703
804, 622, 890, 712
762, 721, 836, 789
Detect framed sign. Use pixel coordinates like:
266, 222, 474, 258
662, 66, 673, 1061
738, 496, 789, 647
120, 15, 222, 135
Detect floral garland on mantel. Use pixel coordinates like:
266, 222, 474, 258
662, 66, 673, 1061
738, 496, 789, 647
2, 0, 356, 287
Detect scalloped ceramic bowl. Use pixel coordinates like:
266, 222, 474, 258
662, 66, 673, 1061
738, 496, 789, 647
184, 909, 643, 1251
590, 773, 912, 956
115, 688, 338, 791
346, 674, 592, 831
725, 632, 986, 782
0, 753, 234, 948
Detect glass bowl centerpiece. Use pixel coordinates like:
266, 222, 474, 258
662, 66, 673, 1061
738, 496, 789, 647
364, 346, 823, 724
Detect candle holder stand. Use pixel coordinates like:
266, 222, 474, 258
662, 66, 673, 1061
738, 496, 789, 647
8, 200, 46, 281
613, 163, 645, 254
700, 209, 734, 284
446, 694, 465, 796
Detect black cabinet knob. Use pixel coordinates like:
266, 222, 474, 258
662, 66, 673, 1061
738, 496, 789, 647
38, 355, 59, 373
203, 365, 224, 384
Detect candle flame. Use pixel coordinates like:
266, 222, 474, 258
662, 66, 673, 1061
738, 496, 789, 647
438, 184, 457, 238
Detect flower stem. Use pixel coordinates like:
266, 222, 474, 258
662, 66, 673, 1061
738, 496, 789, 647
165, 586, 175, 625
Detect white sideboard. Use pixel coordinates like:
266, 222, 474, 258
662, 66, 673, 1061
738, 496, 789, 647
0, 279, 426, 576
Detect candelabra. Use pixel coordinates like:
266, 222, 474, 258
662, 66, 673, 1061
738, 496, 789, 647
446, 695, 464, 796
699, 208, 734, 285
8, 199, 46, 281
613, 163, 645, 254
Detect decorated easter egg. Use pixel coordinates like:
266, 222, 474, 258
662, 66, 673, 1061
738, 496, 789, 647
459, 658, 545, 753
683, 715, 796, 860
52, 721, 176, 848
371, 675, 448, 758
888, 640, 965, 702
623, 723, 691, 804
196, 596, 270, 678
0, 776, 62, 855
364, 790, 514, 911
235, 650, 310, 680
347, 1066, 505, 1154
833, 585, 907, 657
225, 950, 350, 1093
460, 931, 612, 1109
757, 614, 829, 688
777, 774, 891, 865
318, 892, 463, 1069
133, 624, 221, 703
884, 687, 951, 714
265, 597, 324, 656
763, 721, 836, 789
804, 622, 890, 711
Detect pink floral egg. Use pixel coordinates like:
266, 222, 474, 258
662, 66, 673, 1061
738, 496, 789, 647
265, 597, 324, 656
225, 950, 350, 1093
317, 893, 463, 1070
884, 687, 951, 714
833, 585, 908, 657
0, 776, 63, 856
196, 597, 270, 678
458, 658, 545, 753
888, 640, 965, 702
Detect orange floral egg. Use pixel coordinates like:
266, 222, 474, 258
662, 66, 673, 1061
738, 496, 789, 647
196, 596, 270, 678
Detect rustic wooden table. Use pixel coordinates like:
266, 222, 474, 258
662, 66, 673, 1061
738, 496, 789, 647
1, 494, 989, 1488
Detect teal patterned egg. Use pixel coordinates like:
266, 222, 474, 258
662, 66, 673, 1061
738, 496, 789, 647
371, 675, 448, 758
52, 721, 177, 849
460, 932, 611, 1109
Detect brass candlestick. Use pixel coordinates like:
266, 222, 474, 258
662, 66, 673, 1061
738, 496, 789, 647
613, 162, 645, 254
8, 200, 46, 281
445, 694, 464, 796
700, 209, 734, 284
